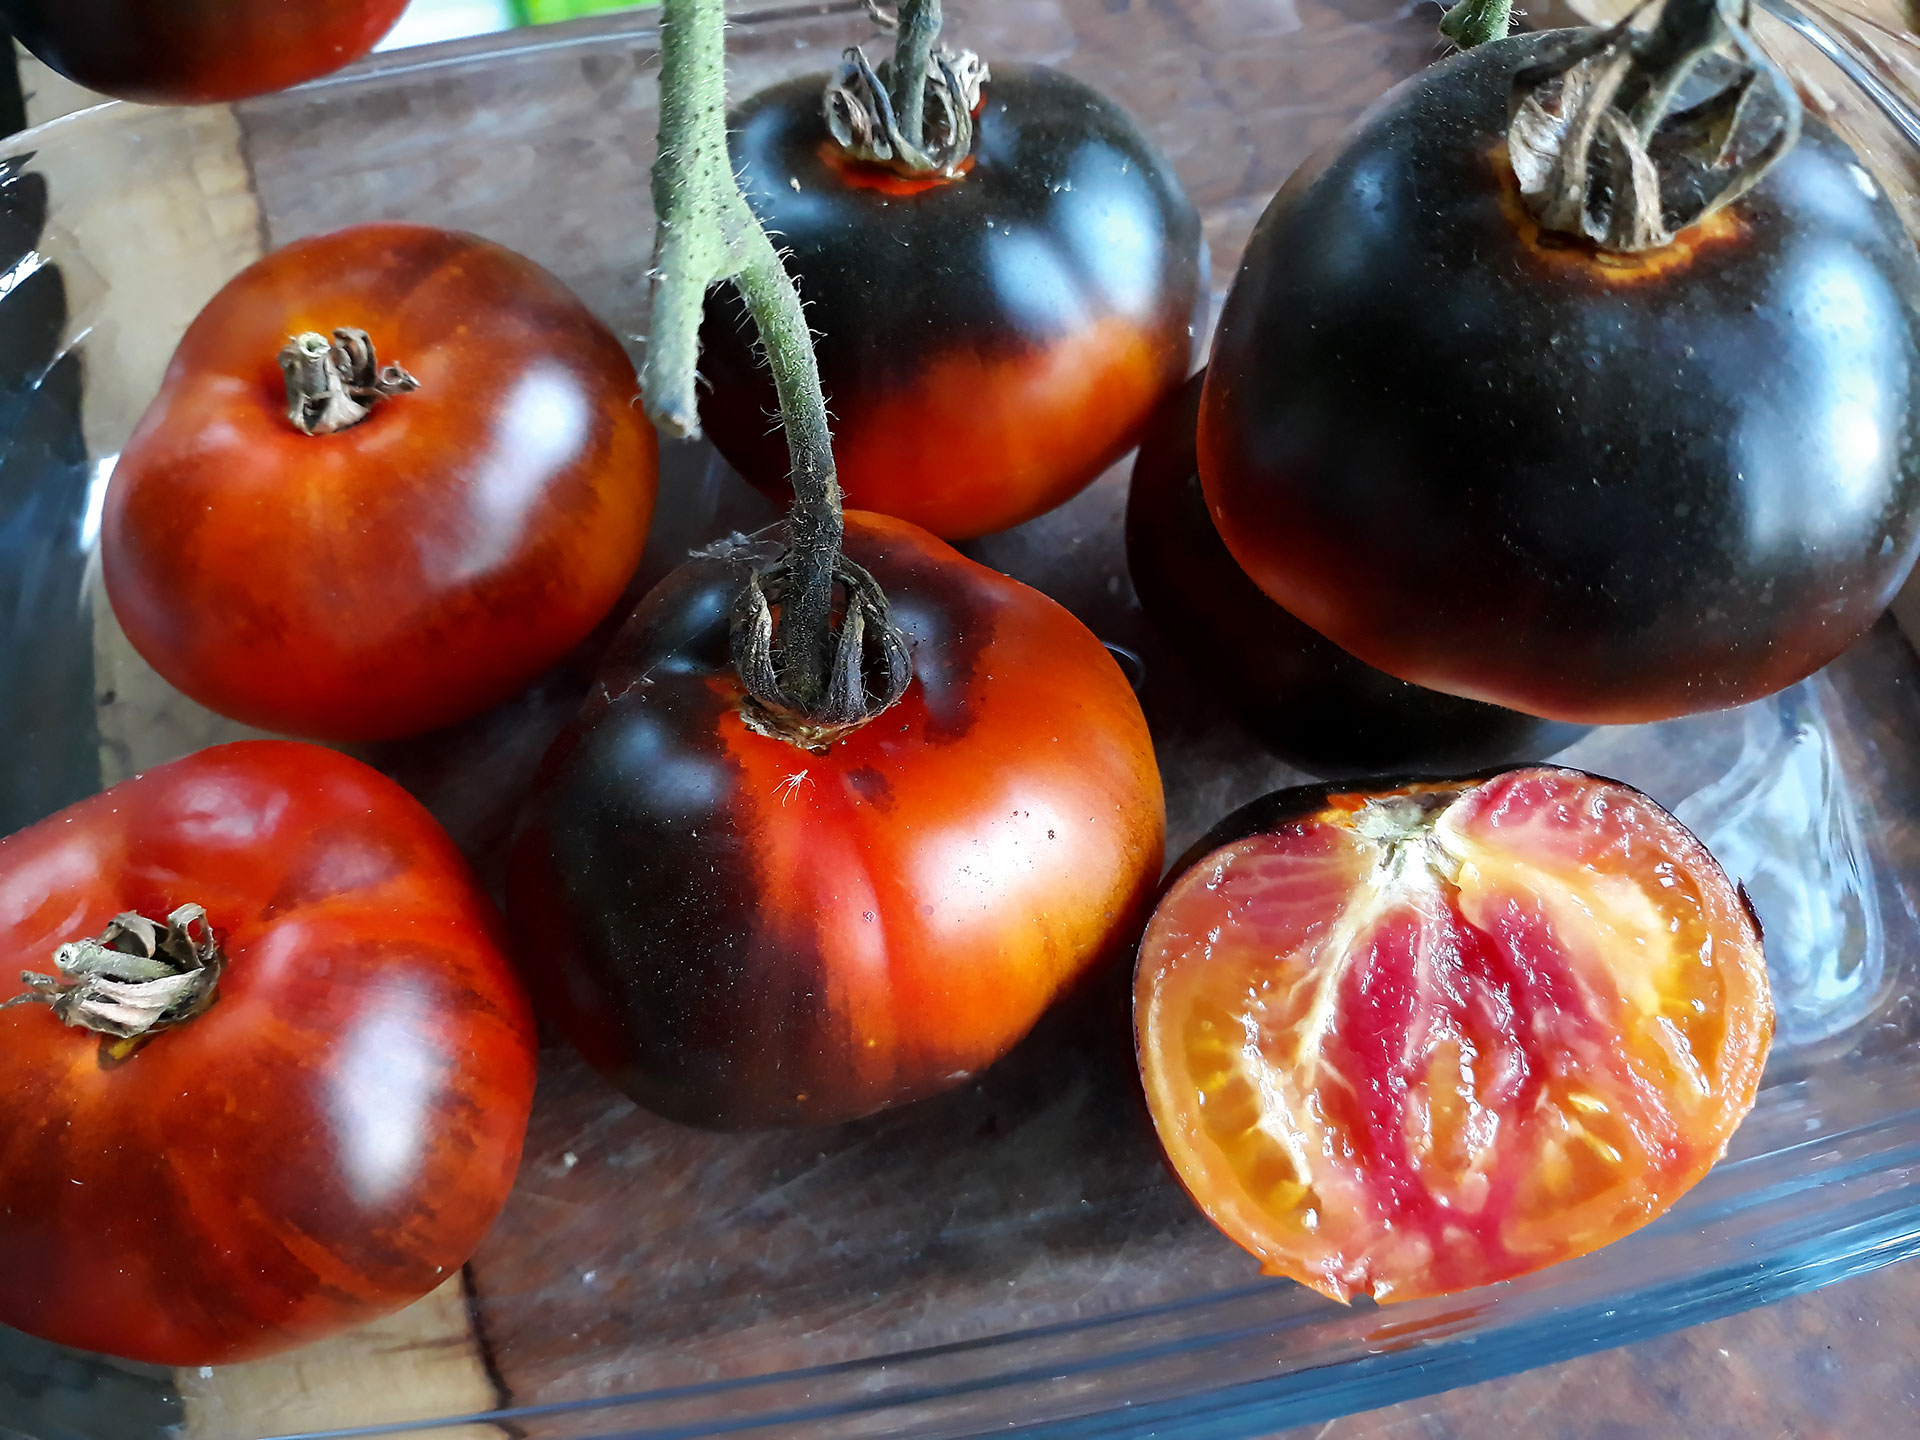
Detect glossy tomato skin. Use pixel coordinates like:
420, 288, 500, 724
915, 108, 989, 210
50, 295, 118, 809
0, 0, 409, 104
0, 742, 537, 1366
104, 223, 657, 743
1128, 372, 1586, 774
507, 512, 1166, 1127
1201, 32, 1920, 725
1136, 766, 1772, 1303
699, 66, 1206, 539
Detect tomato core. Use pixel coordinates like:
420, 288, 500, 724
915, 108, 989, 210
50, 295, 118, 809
1137, 769, 1772, 1304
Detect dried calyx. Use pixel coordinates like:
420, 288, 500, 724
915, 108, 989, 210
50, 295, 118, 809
824, 0, 988, 177
277, 326, 420, 436
1506, 0, 1801, 252
731, 548, 913, 750
2, 905, 225, 1040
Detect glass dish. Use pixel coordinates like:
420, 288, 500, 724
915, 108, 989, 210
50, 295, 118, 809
6, 0, 1920, 1435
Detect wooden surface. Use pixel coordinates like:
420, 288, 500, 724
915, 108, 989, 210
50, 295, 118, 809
6, 0, 1920, 1435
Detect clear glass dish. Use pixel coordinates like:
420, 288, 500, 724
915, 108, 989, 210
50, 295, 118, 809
6, 1, 1920, 1435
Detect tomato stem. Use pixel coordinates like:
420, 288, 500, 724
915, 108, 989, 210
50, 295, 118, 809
1505, 0, 1800, 253
1437, 0, 1512, 50
277, 327, 419, 436
644, 0, 912, 735
823, 0, 987, 177
888, 0, 941, 150
3, 905, 224, 1041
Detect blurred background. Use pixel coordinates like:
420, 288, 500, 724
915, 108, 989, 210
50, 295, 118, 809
380, 0, 654, 49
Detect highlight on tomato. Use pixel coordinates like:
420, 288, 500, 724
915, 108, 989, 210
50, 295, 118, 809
1135, 766, 1773, 1304
0, 742, 538, 1366
507, 511, 1167, 1128
0, 0, 411, 104
104, 222, 658, 743
1199, 8, 1920, 724
696, 10, 1206, 539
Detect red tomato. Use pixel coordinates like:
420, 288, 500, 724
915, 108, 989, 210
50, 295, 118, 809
0, 742, 537, 1365
507, 512, 1167, 1126
104, 224, 657, 743
0, 0, 410, 104
1137, 767, 1772, 1303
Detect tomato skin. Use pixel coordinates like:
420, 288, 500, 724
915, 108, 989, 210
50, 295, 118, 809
104, 223, 657, 743
0, 0, 409, 104
1200, 32, 1920, 724
0, 741, 537, 1366
698, 66, 1206, 539
1128, 372, 1585, 774
1136, 766, 1772, 1304
507, 512, 1166, 1127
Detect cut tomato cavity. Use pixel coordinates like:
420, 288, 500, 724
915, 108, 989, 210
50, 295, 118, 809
1135, 767, 1772, 1304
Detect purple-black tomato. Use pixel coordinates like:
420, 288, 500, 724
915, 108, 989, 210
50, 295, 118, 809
506, 511, 1167, 1128
1200, 32, 1920, 725
0, 0, 410, 104
1128, 371, 1585, 774
698, 65, 1207, 540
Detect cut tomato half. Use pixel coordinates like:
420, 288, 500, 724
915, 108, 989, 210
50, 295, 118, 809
1135, 767, 1772, 1303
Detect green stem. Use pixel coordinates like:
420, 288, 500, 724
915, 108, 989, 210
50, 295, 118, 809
1438, 0, 1512, 49
643, 0, 843, 709
888, 0, 942, 150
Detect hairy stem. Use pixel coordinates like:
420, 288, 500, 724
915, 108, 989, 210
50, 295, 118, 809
1438, 0, 1513, 50
889, 0, 942, 148
642, 0, 846, 710
734, 239, 841, 708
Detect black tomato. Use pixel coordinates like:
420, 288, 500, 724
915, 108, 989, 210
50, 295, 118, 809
699, 65, 1206, 540
1127, 371, 1585, 774
1200, 32, 1920, 725
506, 512, 1165, 1129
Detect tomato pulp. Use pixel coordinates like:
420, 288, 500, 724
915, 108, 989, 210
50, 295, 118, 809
1200, 33, 1920, 723
0, 0, 410, 104
105, 224, 657, 742
699, 66, 1206, 539
0, 742, 537, 1365
1136, 767, 1772, 1303
509, 512, 1167, 1127
1127, 372, 1585, 774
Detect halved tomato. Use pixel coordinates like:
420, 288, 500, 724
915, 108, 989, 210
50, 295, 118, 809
1135, 767, 1772, 1303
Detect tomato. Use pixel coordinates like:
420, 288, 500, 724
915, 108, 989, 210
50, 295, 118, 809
0, 0, 409, 104
507, 511, 1166, 1127
1128, 371, 1585, 775
0, 741, 537, 1365
104, 223, 657, 743
1136, 766, 1772, 1304
1199, 32, 1920, 725
697, 66, 1206, 539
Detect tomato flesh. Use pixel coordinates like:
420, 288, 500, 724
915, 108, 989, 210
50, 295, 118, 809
1136, 768, 1772, 1303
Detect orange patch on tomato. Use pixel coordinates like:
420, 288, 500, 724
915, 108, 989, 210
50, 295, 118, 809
835, 316, 1175, 538
1489, 147, 1747, 283
814, 141, 977, 194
